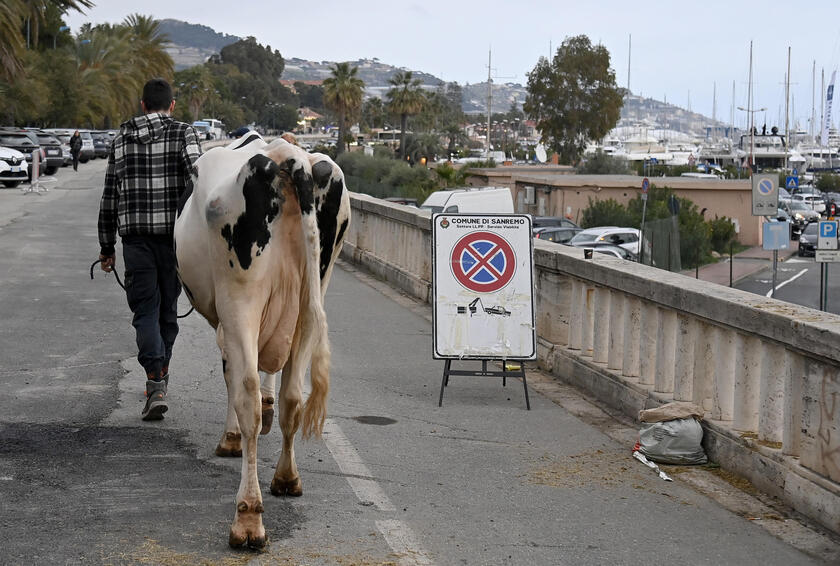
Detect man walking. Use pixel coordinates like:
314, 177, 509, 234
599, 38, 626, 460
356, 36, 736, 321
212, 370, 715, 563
97, 78, 202, 421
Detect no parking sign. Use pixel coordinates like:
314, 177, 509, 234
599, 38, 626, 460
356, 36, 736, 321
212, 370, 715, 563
432, 214, 535, 360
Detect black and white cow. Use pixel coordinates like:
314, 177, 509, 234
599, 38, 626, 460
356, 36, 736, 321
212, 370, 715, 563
174, 134, 350, 547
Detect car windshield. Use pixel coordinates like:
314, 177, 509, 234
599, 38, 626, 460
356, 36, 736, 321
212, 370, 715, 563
35, 134, 59, 144
0, 134, 34, 146
788, 202, 809, 211
570, 232, 600, 243
802, 223, 819, 236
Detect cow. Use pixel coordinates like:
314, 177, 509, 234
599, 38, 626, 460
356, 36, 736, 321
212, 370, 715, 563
174, 133, 350, 548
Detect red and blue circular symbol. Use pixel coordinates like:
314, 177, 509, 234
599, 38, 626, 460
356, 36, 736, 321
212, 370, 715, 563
450, 231, 516, 293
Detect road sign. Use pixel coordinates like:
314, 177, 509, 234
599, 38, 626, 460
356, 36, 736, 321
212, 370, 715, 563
432, 214, 535, 360
762, 221, 790, 250
650, 157, 658, 165
786, 175, 799, 190
793, 167, 799, 176
818, 220, 839, 250
816, 250, 840, 262
641, 177, 649, 193
450, 231, 517, 293
752, 173, 779, 216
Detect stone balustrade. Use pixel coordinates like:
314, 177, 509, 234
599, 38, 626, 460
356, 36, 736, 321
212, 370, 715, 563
342, 192, 840, 534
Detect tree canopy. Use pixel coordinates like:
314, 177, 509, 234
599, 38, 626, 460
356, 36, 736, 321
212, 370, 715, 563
323, 62, 364, 155
524, 35, 623, 164
386, 70, 425, 160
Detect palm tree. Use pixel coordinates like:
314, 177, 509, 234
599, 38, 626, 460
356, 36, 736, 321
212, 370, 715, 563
322, 62, 364, 155
0, 0, 26, 79
385, 70, 425, 160
0, 0, 92, 80
123, 13, 173, 80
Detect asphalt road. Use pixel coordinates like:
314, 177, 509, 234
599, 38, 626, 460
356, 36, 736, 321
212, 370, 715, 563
735, 254, 840, 314
0, 159, 837, 565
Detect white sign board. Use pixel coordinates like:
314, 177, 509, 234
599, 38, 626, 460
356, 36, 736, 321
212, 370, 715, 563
818, 220, 839, 250
816, 250, 840, 263
432, 214, 536, 360
752, 173, 778, 216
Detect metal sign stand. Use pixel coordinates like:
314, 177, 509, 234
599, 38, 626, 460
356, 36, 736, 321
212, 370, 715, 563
439, 359, 530, 410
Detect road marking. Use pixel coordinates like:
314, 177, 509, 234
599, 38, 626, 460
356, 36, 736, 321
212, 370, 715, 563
322, 419, 434, 566
766, 268, 809, 297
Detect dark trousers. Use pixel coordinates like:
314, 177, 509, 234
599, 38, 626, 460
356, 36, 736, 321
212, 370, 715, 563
71, 153, 79, 171
122, 235, 181, 377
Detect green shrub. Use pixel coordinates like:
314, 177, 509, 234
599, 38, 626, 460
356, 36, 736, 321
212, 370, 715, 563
580, 197, 633, 228
817, 173, 840, 192
708, 216, 737, 253
576, 151, 629, 174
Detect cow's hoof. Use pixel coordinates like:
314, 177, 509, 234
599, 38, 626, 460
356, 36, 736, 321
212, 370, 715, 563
215, 432, 242, 457
229, 501, 266, 549
270, 476, 303, 497
260, 397, 274, 435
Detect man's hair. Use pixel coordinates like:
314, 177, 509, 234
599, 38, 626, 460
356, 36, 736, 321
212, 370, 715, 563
141, 78, 173, 112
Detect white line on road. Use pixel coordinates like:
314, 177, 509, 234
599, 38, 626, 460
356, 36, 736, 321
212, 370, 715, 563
322, 419, 434, 566
766, 268, 809, 297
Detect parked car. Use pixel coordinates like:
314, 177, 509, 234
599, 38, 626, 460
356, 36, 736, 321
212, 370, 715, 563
569, 226, 643, 256
572, 241, 638, 261
771, 206, 801, 239
532, 216, 580, 230
797, 222, 820, 257
420, 187, 514, 214
790, 193, 826, 214
383, 196, 418, 207
229, 126, 253, 138
533, 226, 581, 244
22, 129, 64, 174
77, 130, 95, 162
782, 200, 820, 225
0, 130, 42, 178
778, 186, 792, 205
90, 131, 110, 159
0, 145, 29, 188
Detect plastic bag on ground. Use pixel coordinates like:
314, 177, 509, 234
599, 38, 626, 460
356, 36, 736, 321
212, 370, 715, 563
636, 417, 708, 465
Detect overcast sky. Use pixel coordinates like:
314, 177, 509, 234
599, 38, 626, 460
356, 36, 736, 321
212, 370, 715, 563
67, 1, 840, 131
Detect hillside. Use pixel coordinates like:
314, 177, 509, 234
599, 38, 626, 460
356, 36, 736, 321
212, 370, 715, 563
162, 19, 723, 135
159, 19, 240, 70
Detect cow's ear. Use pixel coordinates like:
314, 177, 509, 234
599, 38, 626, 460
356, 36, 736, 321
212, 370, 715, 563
280, 155, 315, 216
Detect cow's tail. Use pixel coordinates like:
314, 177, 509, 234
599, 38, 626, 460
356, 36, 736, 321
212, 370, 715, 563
297, 184, 329, 440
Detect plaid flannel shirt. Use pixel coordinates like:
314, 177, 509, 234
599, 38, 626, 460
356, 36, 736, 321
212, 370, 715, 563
98, 113, 202, 256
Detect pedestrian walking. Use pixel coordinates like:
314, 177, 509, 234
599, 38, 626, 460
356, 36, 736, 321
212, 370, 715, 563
97, 77, 202, 421
69, 130, 82, 171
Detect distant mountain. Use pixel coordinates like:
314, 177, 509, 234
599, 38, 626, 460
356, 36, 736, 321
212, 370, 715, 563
160, 20, 722, 136
159, 19, 240, 70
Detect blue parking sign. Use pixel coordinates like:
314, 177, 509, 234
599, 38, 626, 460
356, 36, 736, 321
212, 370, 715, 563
820, 221, 837, 238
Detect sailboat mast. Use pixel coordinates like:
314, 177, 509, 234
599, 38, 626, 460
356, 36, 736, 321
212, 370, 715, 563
712, 82, 717, 141
749, 41, 755, 171
731, 80, 735, 140
785, 46, 791, 171
486, 49, 492, 156
812, 61, 816, 139
627, 34, 631, 92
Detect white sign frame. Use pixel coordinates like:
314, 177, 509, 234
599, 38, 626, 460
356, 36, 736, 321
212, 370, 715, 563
818, 220, 839, 250
752, 174, 778, 216
431, 213, 536, 360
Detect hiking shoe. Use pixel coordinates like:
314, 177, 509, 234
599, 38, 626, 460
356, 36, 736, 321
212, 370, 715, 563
142, 379, 168, 421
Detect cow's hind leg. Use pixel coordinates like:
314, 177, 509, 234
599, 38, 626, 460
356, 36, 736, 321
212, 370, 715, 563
260, 371, 277, 435
216, 355, 242, 457
270, 355, 304, 496
224, 334, 266, 548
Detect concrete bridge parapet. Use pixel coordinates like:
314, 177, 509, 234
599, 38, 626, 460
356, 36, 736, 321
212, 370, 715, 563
342, 192, 840, 534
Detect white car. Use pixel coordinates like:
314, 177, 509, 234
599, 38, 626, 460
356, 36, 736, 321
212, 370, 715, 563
790, 193, 825, 214
569, 226, 643, 256
0, 145, 30, 188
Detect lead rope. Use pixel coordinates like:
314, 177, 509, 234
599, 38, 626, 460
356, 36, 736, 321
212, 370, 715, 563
89, 259, 194, 318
